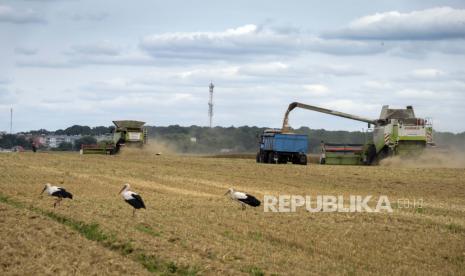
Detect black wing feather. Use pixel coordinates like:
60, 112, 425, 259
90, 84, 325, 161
126, 193, 145, 209
52, 188, 73, 199
238, 194, 261, 207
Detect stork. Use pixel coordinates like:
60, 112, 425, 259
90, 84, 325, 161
224, 188, 261, 210
40, 183, 73, 207
119, 183, 146, 216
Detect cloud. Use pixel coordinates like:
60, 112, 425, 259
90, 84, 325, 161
70, 12, 108, 21
395, 89, 444, 100
316, 64, 365, 77
363, 80, 392, 90
15, 46, 38, 56
0, 5, 45, 24
0, 77, 11, 85
325, 7, 465, 40
237, 62, 288, 76
68, 41, 121, 56
410, 68, 445, 80
139, 24, 387, 61
303, 84, 330, 96
16, 59, 79, 68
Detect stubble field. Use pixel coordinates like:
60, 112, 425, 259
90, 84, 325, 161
0, 151, 464, 275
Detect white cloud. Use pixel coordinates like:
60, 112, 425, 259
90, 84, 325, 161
139, 24, 387, 60
68, 41, 121, 56
326, 7, 465, 40
0, 5, 45, 24
395, 89, 443, 100
238, 62, 288, 76
70, 12, 108, 22
363, 80, 392, 90
410, 68, 445, 79
303, 84, 330, 96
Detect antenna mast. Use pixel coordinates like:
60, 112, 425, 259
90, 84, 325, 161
208, 82, 214, 128
10, 107, 13, 134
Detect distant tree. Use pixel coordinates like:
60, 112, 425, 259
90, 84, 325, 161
73, 136, 97, 150
56, 142, 73, 151
55, 129, 65, 135
29, 129, 50, 135
65, 125, 92, 136
0, 134, 31, 150
91, 126, 113, 136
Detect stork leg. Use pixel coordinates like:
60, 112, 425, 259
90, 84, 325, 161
54, 197, 62, 208
241, 204, 246, 210
133, 208, 136, 217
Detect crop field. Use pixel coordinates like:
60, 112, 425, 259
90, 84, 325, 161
0, 151, 464, 275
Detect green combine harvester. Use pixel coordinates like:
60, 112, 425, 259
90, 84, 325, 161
81, 120, 148, 154
282, 102, 434, 165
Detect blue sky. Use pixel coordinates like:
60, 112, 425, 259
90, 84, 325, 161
1, 0, 465, 132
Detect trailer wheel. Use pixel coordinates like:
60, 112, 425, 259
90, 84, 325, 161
299, 154, 307, 165
267, 152, 275, 164
272, 152, 280, 164
256, 153, 260, 163
261, 152, 268, 163
278, 156, 287, 164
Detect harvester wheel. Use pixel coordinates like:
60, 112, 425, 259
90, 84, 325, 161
366, 144, 377, 165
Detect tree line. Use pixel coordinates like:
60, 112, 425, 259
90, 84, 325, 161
1, 125, 464, 153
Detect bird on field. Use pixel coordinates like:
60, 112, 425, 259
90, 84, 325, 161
40, 183, 73, 208
119, 183, 146, 216
224, 188, 261, 210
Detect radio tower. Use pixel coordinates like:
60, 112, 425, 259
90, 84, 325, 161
10, 107, 13, 134
208, 82, 214, 128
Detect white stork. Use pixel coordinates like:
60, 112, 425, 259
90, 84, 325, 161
119, 183, 146, 216
224, 188, 261, 210
40, 183, 73, 207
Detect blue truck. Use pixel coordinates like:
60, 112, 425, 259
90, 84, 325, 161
256, 130, 308, 165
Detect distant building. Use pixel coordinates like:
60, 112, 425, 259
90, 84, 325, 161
45, 135, 81, 148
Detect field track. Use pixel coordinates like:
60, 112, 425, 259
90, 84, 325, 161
1, 151, 464, 275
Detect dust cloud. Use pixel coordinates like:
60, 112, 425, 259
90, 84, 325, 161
119, 139, 179, 156
380, 148, 465, 168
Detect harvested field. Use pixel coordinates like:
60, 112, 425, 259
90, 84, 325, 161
0, 151, 464, 275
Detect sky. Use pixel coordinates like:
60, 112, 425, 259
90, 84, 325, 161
1, 0, 465, 133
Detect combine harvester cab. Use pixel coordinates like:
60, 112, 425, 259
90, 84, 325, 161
112, 120, 147, 153
256, 129, 308, 165
371, 106, 433, 159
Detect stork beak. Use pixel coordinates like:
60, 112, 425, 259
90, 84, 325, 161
40, 186, 46, 195
224, 190, 230, 196
118, 186, 125, 195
